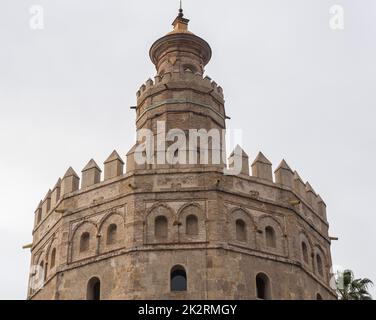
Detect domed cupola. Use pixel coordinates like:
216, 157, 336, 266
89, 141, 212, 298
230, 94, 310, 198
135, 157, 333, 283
149, 7, 212, 76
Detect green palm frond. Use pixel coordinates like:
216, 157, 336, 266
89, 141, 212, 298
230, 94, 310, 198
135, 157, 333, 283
336, 269, 373, 300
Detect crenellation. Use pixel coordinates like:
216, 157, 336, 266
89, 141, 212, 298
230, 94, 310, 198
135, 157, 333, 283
137, 70, 224, 105
154, 75, 162, 84
104, 150, 124, 180
61, 167, 80, 195
42, 190, 52, 217
293, 171, 306, 198
317, 195, 327, 220
203, 75, 212, 87
274, 160, 294, 189
146, 78, 154, 88
161, 72, 172, 84
81, 159, 102, 188
251, 152, 273, 182
51, 179, 61, 207
305, 182, 317, 207
34, 200, 42, 225
228, 145, 249, 175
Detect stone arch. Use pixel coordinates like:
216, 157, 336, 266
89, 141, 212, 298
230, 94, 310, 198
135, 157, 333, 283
70, 221, 98, 262
46, 237, 58, 273
145, 203, 175, 244
170, 264, 187, 292
45, 235, 57, 257
255, 272, 272, 300
298, 231, 313, 268
228, 208, 256, 248
313, 244, 327, 281
257, 215, 286, 255
177, 203, 206, 242
87, 276, 101, 300
98, 212, 125, 254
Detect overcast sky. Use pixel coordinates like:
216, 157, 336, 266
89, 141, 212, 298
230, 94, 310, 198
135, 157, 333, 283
0, 0, 375, 300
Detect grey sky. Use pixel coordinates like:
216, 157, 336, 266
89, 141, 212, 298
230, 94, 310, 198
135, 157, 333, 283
0, 0, 375, 299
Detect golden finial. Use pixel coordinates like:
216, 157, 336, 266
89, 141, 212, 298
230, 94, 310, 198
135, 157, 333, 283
169, 0, 192, 34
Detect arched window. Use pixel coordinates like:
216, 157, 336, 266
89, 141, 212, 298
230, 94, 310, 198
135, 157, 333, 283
302, 242, 309, 264
316, 293, 323, 300
155, 216, 168, 240
186, 215, 198, 236
265, 226, 276, 248
106, 224, 117, 245
236, 219, 247, 242
87, 277, 101, 300
50, 248, 56, 269
170, 265, 187, 292
316, 254, 324, 277
183, 64, 198, 74
80, 232, 90, 253
256, 273, 271, 300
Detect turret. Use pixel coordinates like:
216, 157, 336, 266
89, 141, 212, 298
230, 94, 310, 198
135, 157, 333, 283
133, 8, 227, 169
149, 8, 211, 76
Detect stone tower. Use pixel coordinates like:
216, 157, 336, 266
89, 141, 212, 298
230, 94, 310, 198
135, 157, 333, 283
27, 8, 337, 300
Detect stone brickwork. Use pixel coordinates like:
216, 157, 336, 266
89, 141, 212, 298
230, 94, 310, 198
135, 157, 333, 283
27, 9, 337, 300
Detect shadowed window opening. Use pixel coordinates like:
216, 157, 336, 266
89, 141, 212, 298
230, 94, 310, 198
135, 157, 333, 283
236, 219, 247, 242
50, 248, 56, 269
80, 232, 90, 253
186, 215, 198, 235
107, 224, 117, 245
316, 293, 323, 300
265, 226, 276, 248
316, 254, 324, 277
155, 216, 168, 240
171, 265, 187, 292
302, 242, 309, 263
256, 273, 271, 300
87, 277, 101, 300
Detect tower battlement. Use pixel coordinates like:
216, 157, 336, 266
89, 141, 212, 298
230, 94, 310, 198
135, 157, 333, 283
136, 70, 225, 103
33, 149, 328, 239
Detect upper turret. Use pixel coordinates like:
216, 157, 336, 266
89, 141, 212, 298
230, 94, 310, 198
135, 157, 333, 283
149, 8, 212, 76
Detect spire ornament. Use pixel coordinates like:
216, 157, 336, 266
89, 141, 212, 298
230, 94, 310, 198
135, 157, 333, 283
179, 0, 184, 17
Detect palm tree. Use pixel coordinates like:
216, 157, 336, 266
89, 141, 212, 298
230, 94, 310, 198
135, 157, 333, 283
336, 269, 373, 300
